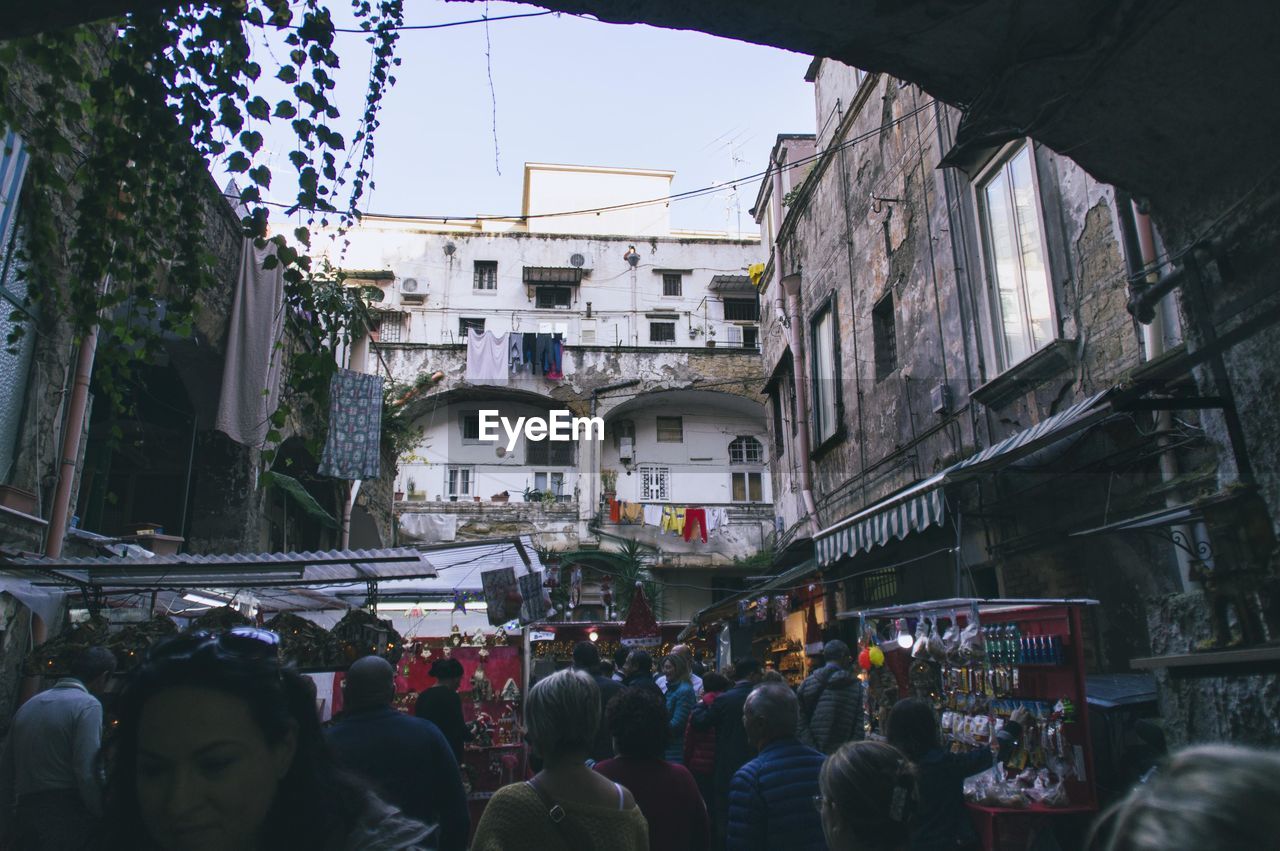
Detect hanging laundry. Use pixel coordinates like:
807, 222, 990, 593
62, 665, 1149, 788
684, 508, 708, 543
621, 502, 644, 524
705, 507, 728, 535
544, 333, 565, 380
609, 498, 622, 523
533, 333, 552, 377
508, 334, 524, 373
318, 369, 384, 479
465, 329, 510, 384
522, 333, 537, 373
641, 503, 663, 527
660, 505, 686, 536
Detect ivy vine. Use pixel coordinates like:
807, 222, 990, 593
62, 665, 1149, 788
0, 0, 404, 460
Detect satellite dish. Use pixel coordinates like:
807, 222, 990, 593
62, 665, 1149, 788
444, 242, 457, 256
402, 278, 419, 292
570, 253, 585, 268
496, 446, 507, 458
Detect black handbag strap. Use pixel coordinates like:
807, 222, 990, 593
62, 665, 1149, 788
525, 778, 598, 851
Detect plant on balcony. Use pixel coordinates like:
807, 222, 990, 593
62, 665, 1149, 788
491, 491, 510, 503
522, 487, 542, 503
542, 490, 559, 505
600, 468, 618, 498
406, 477, 423, 502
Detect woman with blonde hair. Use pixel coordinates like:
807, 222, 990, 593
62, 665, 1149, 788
661, 653, 696, 764
1086, 744, 1280, 851
817, 740, 916, 851
472, 669, 648, 851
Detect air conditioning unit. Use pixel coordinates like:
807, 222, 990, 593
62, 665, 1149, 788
619, 437, 634, 463
400, 278, 425, 305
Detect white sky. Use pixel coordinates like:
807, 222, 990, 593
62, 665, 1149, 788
235, 1, 818, 235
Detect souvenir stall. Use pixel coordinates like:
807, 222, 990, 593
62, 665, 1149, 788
840, 598, 1099, 851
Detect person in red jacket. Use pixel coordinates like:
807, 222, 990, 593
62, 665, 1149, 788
596, 687, 710, 851
683, 672, 731, 807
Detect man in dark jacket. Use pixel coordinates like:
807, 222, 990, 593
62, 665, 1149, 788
690, 658, 763, 849
796, 639, 862, 754
726, 683, 826, 851
573, 640, 623, 762
326, 656, 470, 851
621, 649, 665, 702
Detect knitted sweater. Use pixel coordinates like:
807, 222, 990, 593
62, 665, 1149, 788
470, 781, 649, 851
725, 739, 827, 851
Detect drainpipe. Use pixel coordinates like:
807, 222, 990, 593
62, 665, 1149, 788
45, 281, 109, 559
588, 380, 641, 534
1117, 191, 1191, 591
781, 272, 820, 536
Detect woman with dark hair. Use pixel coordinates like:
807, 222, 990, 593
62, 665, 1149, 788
886, 698, 1025, 851
817, 740, 916, 851
595, 687, 710, 851
415, 658, 473, 762
102, 628, 432, 851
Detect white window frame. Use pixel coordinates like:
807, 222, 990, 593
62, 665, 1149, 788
532, 470, 566, 499
973, 140, 1058, 372
809, 297, 841, 446
447, 466, 474, 498
473, 260, 497, 291
729, 436, 764, 465
639, 465, 670, 501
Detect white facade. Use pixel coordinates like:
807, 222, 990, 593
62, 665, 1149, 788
318, 165, 775, 622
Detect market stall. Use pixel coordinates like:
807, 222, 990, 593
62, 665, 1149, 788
840, 598, 1099, 851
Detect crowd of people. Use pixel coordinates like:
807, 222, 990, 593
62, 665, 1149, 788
1, 630, 1278, 851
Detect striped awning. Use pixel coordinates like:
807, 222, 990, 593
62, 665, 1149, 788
816, 481, 947, 568
815, 389, 1114, 568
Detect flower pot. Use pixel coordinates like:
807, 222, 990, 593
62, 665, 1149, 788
474, 496, 482, 503
491, 495, 510, 503
0, 485, 38, 516
394, 491, 405, 502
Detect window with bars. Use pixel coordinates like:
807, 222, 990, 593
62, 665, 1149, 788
376, 312, 404, 343
639, 466, 669, 501
649, 322, 676, 343
461, 413, 481, 442
526, 438, 576, 466
447, 466, 474, 498
656, 416, 683, 443
473, 261, 497, 290
723, 298, 760, 322
729, 436, 764, 465
535, 286, 572, 309
732, 471, 764, 503
459, 317, 485, 337
662, 273, 682, 296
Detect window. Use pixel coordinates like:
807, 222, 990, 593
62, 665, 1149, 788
460, 413, 480, 442
375, 311, 404, 343
809, 299, 842, 445
473, 260, 497, 290
656, 416, 683, 443
732, 472, 764, 503
723, 298, 760, 322
459, 317, 484, 337
771, 393, 785, 455
526, 438, 575, 466
535, 286, 572, 309
649, 322, 676, 343
639, 466, 670, 501
742, 326, 759, 350
872, 293, 897, 380
662, 273, 682, 296
729, 436, 764, 465
977, 143, 1054, 369
533, 471, 566, 499
447, 466, 473, 498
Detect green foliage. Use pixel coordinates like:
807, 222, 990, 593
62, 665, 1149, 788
0, 0, 404, 451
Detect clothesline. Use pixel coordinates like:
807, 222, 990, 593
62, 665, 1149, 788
609, 501, 729, 543
465, 328, 565, 384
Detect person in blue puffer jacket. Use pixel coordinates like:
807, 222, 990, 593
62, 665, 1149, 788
726, 683, 827, 851
662, 653, 696, 764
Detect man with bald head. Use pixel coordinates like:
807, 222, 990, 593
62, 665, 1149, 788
326, 655, 469, 850
725, 683, 826, 851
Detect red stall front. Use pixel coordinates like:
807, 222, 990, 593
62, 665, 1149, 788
840, 598, 1099, 851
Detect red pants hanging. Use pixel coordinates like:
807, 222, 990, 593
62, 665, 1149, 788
684, 508, 708, 542
610, 498, 621, 523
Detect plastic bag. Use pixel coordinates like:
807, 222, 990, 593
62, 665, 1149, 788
960, 618, 985, 661
912, 618, 930, 658
928, 615, 947, 660
941, 612, 962, 657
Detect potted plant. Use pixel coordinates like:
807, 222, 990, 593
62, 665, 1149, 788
491, 491, 510, 503
473, 495, 482, 503
406, 478, 423, 502
522, 486, 542, 503
600, 468, 618, 501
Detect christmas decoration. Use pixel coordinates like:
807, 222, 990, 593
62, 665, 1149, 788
500, 678, 521, 702
331, 609, 403, 663
858, 647, 873, 670
25, 615, 109, 677
106, 615, 179, 671
264, 611, 337, 668
621, 582, 660, 649
869, 645, 886, 667
452, 591, 467, 613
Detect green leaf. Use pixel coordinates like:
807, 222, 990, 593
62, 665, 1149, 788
239, 130, 263, 153
245, 96, 270, 120
248, 165, 271, 188
261, 471, 338, 528
276, 65, 297, 83
274, 100, 297, 119
226, 151, 250, 172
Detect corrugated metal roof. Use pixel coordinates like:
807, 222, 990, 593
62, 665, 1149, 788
333, 536, 543, 600
9, 548, 436, 589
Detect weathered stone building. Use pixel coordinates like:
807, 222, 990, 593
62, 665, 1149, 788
321, 165, 775, 620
